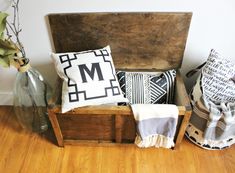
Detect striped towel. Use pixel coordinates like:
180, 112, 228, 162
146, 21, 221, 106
131, 104, 178, 148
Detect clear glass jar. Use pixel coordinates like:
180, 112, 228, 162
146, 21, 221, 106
13, 61, 51, 133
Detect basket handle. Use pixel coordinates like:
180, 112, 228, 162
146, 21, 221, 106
186, 62, 206, 78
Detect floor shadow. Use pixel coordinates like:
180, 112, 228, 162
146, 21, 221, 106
38, 126, 58, 146
0, 106, 57, 145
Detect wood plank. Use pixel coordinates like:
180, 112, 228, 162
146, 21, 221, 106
47, 109, 64, 147
174, 110, 192, 149
0, 106, 14, 139
57, 114, 115, 141
50, 105, 186, 115
174, 70, 192, 149
64, 140, 133, 146
115, 114, 124, 143
49, 104, 186, 147
48, 12, 192, 70
0, 107, 33, 173
1, 106, 235, 173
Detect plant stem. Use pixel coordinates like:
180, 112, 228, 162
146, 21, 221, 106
5, 0, 26, 58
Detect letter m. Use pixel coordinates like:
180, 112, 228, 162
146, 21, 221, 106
78, 63, 104, 83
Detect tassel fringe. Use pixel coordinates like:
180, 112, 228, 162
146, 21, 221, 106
135, 134, 174, 148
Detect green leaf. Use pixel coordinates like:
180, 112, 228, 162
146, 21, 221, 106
0, 12, 8, 39
0, 46, 18, 68
0, 47, 17, 56
0, 53, 16, 68
0, 47, 5, 55
0, 38, 19, 68
0, 39, 18, 51
0, 12, 20, 68
0, 39, 18, 57
0, 55, 11, 67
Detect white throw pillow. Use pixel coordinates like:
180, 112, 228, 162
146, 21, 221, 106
51, 45, 128, 113
201, 49, 235, 103
186, 49, 235, 150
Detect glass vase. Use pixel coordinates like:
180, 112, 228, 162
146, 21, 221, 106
13, 61, 51, 133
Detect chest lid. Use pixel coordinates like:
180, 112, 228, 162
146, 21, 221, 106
48, 12, 192, 70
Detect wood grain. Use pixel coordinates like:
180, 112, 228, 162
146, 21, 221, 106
48, 12, 192, 70
115, 114, 124, 143
48, 78, 189, 147
47, 12, 192, 148
174, 70, 192, 149
50, 105, 186, 147
50, 105, 186, 115
57, 114, 115, 141
48, 109, 64, 147
1, 106, 235, 173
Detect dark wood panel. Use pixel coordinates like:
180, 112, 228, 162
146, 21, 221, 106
121, 115, 136, 142
56, 113, 137, 142
48, 12, 192, 70
57, 114, 115, 141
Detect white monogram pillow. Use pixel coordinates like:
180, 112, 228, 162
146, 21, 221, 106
51, 46, 128, 113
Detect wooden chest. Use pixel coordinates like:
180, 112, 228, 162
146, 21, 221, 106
47, 12, 192, 149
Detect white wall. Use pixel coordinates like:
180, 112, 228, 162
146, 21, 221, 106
1, 0, 235, 105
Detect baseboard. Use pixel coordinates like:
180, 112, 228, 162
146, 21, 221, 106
0, 92, 13, 105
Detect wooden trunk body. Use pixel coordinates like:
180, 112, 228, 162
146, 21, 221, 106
47, 12, 192, 149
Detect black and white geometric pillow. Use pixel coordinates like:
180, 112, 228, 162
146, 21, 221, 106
116, 70, 176, 105
51, 46, 128, 113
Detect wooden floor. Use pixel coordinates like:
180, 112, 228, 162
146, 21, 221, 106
0, 106, 235, 173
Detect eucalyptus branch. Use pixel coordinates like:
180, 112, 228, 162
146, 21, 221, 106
6, 0, 26, 57
12, 1, 17, 30
5, 22, 13, 40
6, 21, 16, 36
16, 0, 20, 32
5, 27, 10, 39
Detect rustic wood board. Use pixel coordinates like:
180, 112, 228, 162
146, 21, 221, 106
48, 12, 192, 70
47, 12, 193, 148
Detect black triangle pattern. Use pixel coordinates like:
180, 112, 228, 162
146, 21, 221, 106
116, 70, 176, 105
